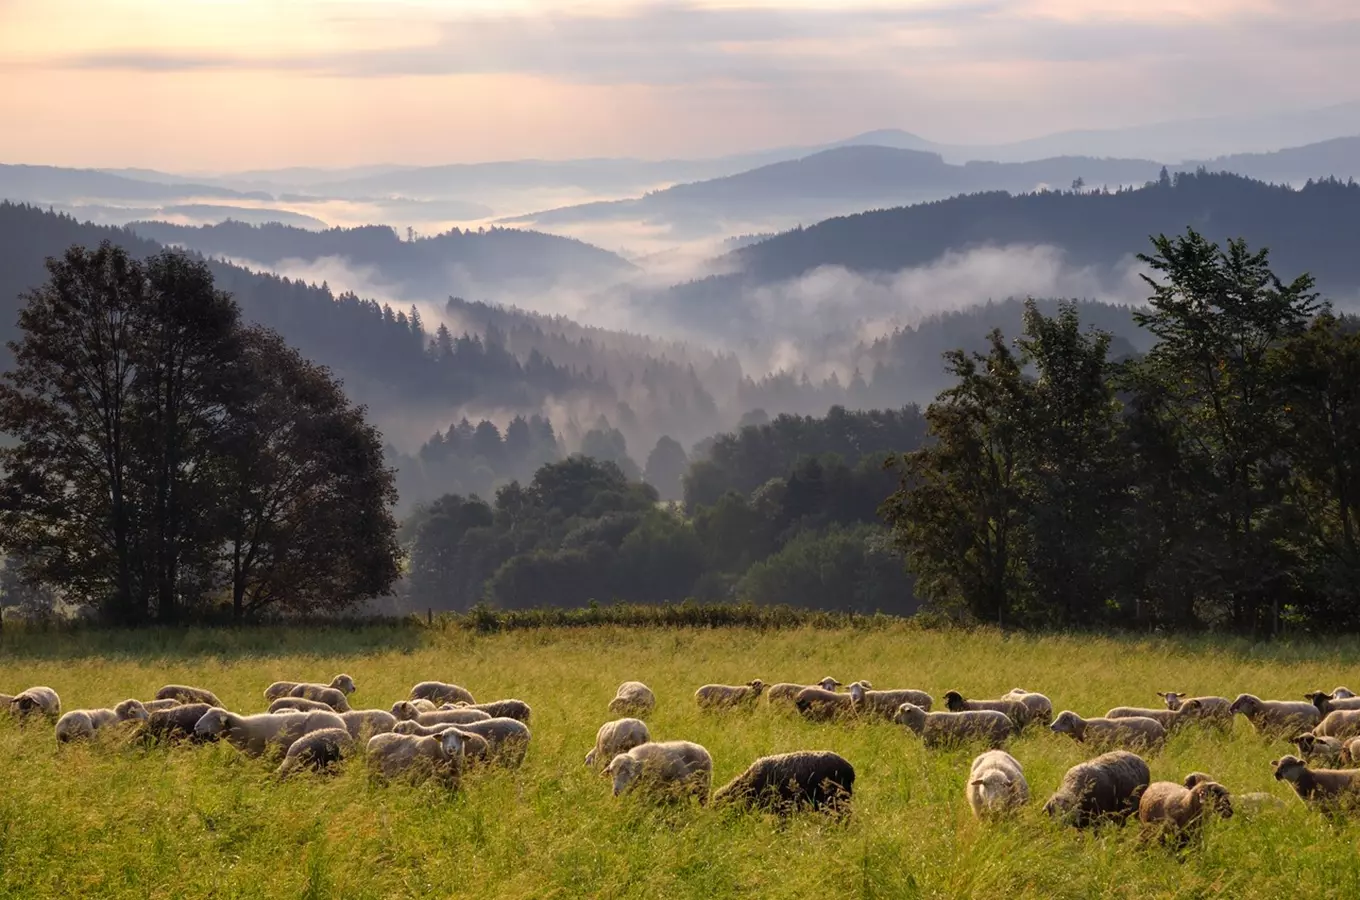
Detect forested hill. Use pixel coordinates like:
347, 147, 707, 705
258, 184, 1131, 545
725, 172, 1360, 293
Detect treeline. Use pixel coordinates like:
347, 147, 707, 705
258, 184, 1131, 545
886, 228, 1360, 634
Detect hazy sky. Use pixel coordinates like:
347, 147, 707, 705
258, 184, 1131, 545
2, 0, 1357, 171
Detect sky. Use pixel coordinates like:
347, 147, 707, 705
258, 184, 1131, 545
2, 0, 1358, 171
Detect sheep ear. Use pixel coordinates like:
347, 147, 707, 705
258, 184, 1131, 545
1269, 759, 1279, 766
969, 779, 984, 786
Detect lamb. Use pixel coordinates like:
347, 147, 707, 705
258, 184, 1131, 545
1155, 692, 1234, 729
269, 697, 335, 714
608, 682, 656, 718
1305, 691, 1360, 717
276, 727, 354, 779
943, 691, 1033, 730
1001, 689, 1054, 723
1271, 754, 1360, 812
193, 708, 347, 757
695, 680, 765, 710
8, 686, 61, 721
893, 703, 1012, 749
366, 729, 468, 787
767, 677, 840, 706
606, 741, 713, 804
263, 674, 356, 702
585, 718, 651, 770
1137, 778, 1233, 845
1104, 700, 1205, 732
286, 684, 351, 712
446, 717, 531, 768
712, 751, 855, 815
142, 702, 215, 743
1291, 732, 1346, 765
54, 699, 149, 742
441, 699, 531, 723
1229, 694, 1321, 737
966, 750, 1029, 820
1314, 709, 1360, 740
794, 686, 855, 722
408, 681, 476, 706
154, 685, 222, 707
850, 681, 934, 720
339, 709, 397, 740
1044, 750, 1152, 829
1049, 711, 1166, 752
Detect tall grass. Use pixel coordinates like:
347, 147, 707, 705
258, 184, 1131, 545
2, 624, 1359, 898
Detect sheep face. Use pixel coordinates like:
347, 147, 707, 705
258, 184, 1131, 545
849, 682, 867, 703
1229, 694, 1259, 716
817, 677, 841, 691
114, 699, 149, 722
1195, 782, 1233, 820
1157, 691, 1186, 710
969, 771, 1014, 810
1182, 772, 1214, 789
1049, 711, 1081, 737
607, 754, 643, 796
892, 703, 926, 733
331, 675, 357, 695
438, 729, 465, 760
943, 690, 966, 711
1043, 794, 1074, 819
1272, 755, 1308, 783
748, 680, 765, 696
1292, 733, 1320, 755
193, 708, 231, 739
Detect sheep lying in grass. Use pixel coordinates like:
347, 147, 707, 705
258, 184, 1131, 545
1002, 689, 1053, 723
408, 681, 475, 706
944, 691, 1033, 731
54, 699, 149, 742
269, 697, 335, 714
893, 703, 1012, 749
1229, 694, 1321, 737
1314, 710, 1360, 740
9, 686, 61, 721
966, 750, 1028, 820
1105, 700, 1204, 732
287, 684, 350, 712
264, 675, 356, 702
1049, 711, 1167, 752
441, 699, 531, 723
608, 682, 656, 718
141, 703, 215, 743
367, 730, 468, 787
1292, 732, 1346, 766
1138, 778, 1233, 845
794, 686, 855, 723
695, 680, 765, 710
276, 727, 354, 779
851, 681, 933, 719
1271, 754, 1360, 812
193, 709, 346, 757
767, 677, 840, 706
1155, 693, 1233, 730
1305, 691, 1360, 716
447, 717, 531, 768
586, 718, 650, 770
340, 709, 397, 740
155, 685, 222, 708
607, 741, 712, 803
1044, 750, 1151, 829
712, 751, 855, 815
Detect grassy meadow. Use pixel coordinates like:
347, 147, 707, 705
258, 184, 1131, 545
3, 621, 1360, 899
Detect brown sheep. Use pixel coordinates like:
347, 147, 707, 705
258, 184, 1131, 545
1044, 750, 1151, 828
1229, 694, 1321, 737
794, 686, 855, 722
366, 730, 468, 786
695, 680, 765, 710
608, 682, 656, 718
943, 691, 1033, 730
286, 684, 350, 712
1002, 689, 1054, 723
767, 677, 841, 706
1271, 754, 1360, 812
155, 685, 223, 708
276, 727, 354, 779
893, 703, 1012, 749
712, 750, 855, 816
9, 686, 61, 721
408, 681, 476, 706
850, 681, 933, 720
263, 675, 356, 702
1315, 709, 1360, 740
268, 697, 334, 714
1155, 692, 1234, 730
607, 741, 712, 804
141, 702, 215, 743
1292, 732, 1346, 766
1137, 779, 1233, 845
1049, 711, 1166, 752
441, 699, 531, 723
193, 708, 346, 757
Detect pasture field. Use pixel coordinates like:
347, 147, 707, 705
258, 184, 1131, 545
3, 621, 1360, 899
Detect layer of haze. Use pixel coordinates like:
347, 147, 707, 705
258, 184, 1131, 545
4, 0, 1358, 170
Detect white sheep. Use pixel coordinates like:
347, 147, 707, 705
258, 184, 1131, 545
448, 717, 531, 768
694, 680, 765, 710
366, 730, 468, 786
408, 681, 476, 705
966, 750, 1029, 819
1001, 689, 1054, 723
1049, 710, 1166, 752
893, 703, 1012, 749
767, 677, 841, 705
442, 699, 531, 723
388, 721, 493, 761
268, 697, 335, 714
850, 681, 933, 719
8, 686, 61, 721
606, 741, 712, 803
193, 708, 346, 757
54, 699, 149, 743
154, 685, 222, 707
608, 682, 656, 718
339, 709, 398, 740
286, 684, 350, 712
586, 718, 651, 770
263, 675, 356, 702
1229, 694, 1322, 737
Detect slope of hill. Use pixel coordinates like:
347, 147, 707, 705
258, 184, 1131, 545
0, 165, 269, 204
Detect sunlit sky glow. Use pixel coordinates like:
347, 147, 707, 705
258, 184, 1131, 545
2, 0, 1357, 170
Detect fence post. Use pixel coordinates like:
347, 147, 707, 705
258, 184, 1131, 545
427, 607, 433, 626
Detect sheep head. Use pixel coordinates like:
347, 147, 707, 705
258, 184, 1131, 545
1272, 755, 1307, 783
817, 677, 841, 691
943, 690, 967, 711
893, 702, 926, 733
1156, 691, 1186, 710
114, 699, 149, 722
608, 754, 643, 796
1192, 781, 1233, 819
330, 674, 357, 695
193, 707, 232, 739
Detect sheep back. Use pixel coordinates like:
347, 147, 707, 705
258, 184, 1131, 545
409, 681, 476, 705
712, 750, 855, 815
276, 727, 354, 778
1045, 750, 1151, 828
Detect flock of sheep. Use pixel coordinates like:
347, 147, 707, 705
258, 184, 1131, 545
7, 672, 1360, 838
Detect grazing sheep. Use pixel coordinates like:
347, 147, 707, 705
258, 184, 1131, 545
1229, 694, 1321, 737
1305, 691, 1360, 716
1044, 750, 1152, 829
1002, 689, 1054, 723
269, 697, 334, 714
142, 702, 214, 743
1315, 709, 1360, 740
286, 684, 351, 712
794, 686, 855, 723
54, 699, 149, 743
586, 718, 651, 770
966, 750, 1029, 820
367, 730, 468, 786
767, 677, 841, 706
442, 699, 531, 723
608, 682, 656, 718
388, 699, 439, 719
607, 741, 713, 804
1137, 779, 1233, 845
339, 709, 397, 740
193, 708, 346, 757
154, 685, 222, 708
893, 703, 1012, 749
9, 686, 61, 721
409, 681, 476, 706
263, 675, 356, 702
850, 681, 934, 720
388, 721, 492, 759
1155, 692, 1234, 730
447, 717, 531, 768
1049, 711, 1167, 752
695, 680, 765, 710
1271, 754, 1360, 812
411, 708, 493, 727
276, 727, 354, 778
1105, 700, 1205, 732
944, 691, 1033, 730
712, 750, 855, 815
1292, 732, 1347, 766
